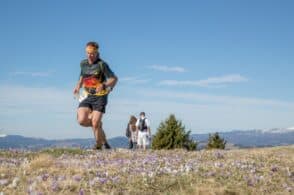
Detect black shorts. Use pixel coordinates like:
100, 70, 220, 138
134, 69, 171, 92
78, 95, 108, 113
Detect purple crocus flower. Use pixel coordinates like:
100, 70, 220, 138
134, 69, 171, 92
51, 181, 59, 192
73, 174, 82, 182
42, 174, 49, 181
79, 188, 85, 195
0, 179, 8, 186
214, 151, 224, 159
99, 177, 107, 184
271, 166, 278, 172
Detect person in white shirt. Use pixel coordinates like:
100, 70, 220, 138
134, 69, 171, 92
135, 112, 151, 150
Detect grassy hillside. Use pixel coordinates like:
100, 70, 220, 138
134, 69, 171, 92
0, 146, 293, 195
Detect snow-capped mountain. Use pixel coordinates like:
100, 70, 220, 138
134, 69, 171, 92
0, 134, 7, 138
262, 127, 294, 134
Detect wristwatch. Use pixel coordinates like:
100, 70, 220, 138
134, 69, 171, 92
106, 86, 113, 92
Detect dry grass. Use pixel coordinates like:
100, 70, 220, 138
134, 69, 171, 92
0, 146, 293, 195
29, 154, 55, 170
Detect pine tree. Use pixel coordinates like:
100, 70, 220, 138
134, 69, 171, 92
206, 132, 226, 149
151, 114, 197, 150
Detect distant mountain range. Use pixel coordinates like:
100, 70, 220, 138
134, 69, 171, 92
0, 128, 293, 150
0, 135, 129, 150
192, 128, 294, 149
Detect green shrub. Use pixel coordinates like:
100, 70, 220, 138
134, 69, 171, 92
151, 114, 197, 150
206, 132, 227, 149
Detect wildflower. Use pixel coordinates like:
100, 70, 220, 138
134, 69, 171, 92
57, 175, 66, 181
172, 169, 178, 175
0, 179, 8, 186
250, 169, 256, 173
79, 188, 85, 195
28, 181, 37, 193
286, 187, 292, 192
214, 162, 223, 168
36, 176, 43, 182
42, 174, 49, 181
51, 181, 59, 192
73, 174, 82, 182
282, 183, 292, 192
89, 178, 96, 186
214, 151, 224, 159
206, 171, 216, 177
247, 178, 255, 187
148, 171, 155, 178
96, 172, 107, 178
98, 178, 107, 184
111, 176, 120, 183
244, 176, 257, 187
271, 166, 278, 172
11, 177, 20, 188
254, 175, 263, 182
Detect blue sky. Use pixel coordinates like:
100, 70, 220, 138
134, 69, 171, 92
0, 1, 294, 139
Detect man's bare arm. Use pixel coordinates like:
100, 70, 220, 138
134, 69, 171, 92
105, 75, 118, 90
73, 76, 83, 94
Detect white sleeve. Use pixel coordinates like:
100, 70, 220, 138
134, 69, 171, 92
135, 119, 139, 127
145, 118, 150, 127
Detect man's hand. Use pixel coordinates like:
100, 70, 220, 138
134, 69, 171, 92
95, 83, 105, 93
73, 86, 80, 95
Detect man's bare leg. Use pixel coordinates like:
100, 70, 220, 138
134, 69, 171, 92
91, 111, 106, 147
88, 111, 93, 120
77, 107, 92, 127
78, 108, 109, 149
100, 127, 111, 149
100, 126, 107, 143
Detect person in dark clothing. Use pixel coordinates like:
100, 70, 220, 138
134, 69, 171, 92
126, 115, 137, 149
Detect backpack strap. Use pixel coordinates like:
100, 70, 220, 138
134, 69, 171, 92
139, 118, 147, 131
126, 124, 131, 137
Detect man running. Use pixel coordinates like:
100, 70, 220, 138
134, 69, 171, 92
73, 41, 118, 149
